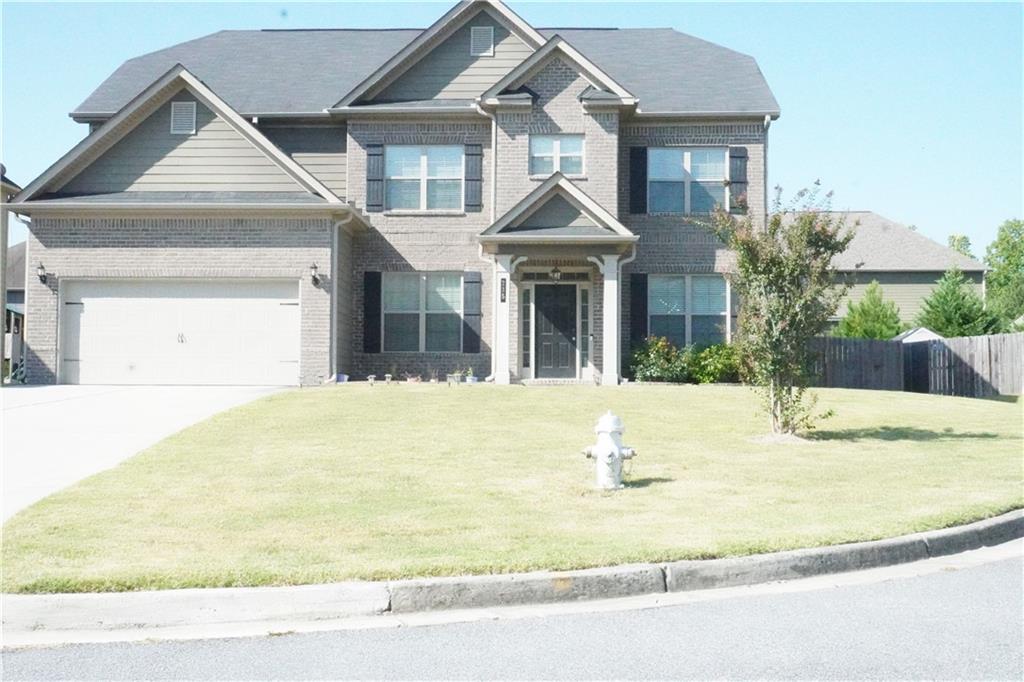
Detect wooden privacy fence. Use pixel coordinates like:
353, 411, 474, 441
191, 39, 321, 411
809, 337, 904, 391
810, 333, 1023, 398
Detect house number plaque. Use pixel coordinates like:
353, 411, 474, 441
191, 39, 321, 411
500, 278, 507, 303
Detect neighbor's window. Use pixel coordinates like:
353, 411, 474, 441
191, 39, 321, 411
385, 146, 463, 211
529, 135, 584, 176
647, 147, 727, 214
383, 272, 462, 352
648, 274, 730, 347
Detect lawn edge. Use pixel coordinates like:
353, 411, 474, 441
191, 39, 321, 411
4, 508, 1021, 640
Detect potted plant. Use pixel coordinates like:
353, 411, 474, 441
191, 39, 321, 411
367, 374, 376, 386
464, 366, 478, 384
384, 373, 393, 385
446, 367, 463, 386
428, 367, 439, 384
404, 372, 421, 384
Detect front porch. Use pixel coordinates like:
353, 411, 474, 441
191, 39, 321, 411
478, 173, 638, 385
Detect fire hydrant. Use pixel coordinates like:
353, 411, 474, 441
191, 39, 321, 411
583, 411, 637, 490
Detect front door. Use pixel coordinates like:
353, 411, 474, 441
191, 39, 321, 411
535, 285, 577, 378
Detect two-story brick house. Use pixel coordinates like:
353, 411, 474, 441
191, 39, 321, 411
8, 0, 779, 386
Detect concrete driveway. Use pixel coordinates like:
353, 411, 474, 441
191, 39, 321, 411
1, 385, 282, 521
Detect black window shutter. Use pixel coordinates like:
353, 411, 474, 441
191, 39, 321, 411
729, 147, 748, 214
366, 144, 384, 213
462, 271, 483, 353
630, 273, 648, 349
629, 147, 647, 214
363, 271, 382, 353
464, 144, 483, 213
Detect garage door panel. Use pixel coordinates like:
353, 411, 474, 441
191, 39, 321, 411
61, 280, 300, 386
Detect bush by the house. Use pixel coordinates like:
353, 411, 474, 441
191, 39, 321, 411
833, 280, 904, 340
916, 267, 1004, 336
630, 337, 739, 384
691, 343, 741, 384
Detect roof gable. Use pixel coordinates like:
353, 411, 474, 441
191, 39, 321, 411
333, 0, 544, 109
369, 7, 534, 103
481, 35, 635, 106
481, 173, 636, 243
16, 65, 341, 204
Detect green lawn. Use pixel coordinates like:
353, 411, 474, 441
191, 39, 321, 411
2, 385, 1021, 593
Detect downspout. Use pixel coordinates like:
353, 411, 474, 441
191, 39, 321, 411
327, 211, 355, 383
476, 102, 499, 380
763, 115, 772, 226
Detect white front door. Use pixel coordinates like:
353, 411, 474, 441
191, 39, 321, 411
61, 280, 300, 385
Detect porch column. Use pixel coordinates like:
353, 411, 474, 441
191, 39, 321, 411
492, 254, 513, 384
589, 254, 621, 386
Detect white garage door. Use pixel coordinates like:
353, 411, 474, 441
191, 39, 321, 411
61, 280, 300, 385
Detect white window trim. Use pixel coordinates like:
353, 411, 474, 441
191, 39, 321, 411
646, 147, 729, 215
470, 26, 495, 57
529, 134, 586, 178
384, 145, 465, 213
381, 272, 464, 353
169, 101, 196, 135
647, 274, 733, 346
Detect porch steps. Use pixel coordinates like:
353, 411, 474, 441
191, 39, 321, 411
519, 378, 598, 386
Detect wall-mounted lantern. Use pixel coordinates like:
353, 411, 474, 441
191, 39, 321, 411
310, 263, 320, 287
37, 263, 47, 284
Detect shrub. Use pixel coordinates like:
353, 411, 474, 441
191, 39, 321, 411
631, 338, 740, 384
630, 337, 689, 383
916, 267, 1004, 337
692, 343, 741, 384
833, 280, 904, 339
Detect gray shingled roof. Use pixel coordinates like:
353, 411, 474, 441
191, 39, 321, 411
6, 241, 26, 292
815, 211, 986, 272
73, 27, 778, 117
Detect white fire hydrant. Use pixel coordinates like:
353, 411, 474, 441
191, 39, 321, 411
583, 411, 637, 490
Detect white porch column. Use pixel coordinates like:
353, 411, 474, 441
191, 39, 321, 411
492, 254, 513, 384
589, 254, 621, 386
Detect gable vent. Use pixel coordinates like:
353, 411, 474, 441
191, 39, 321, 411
169, 101, 197, 135
470, 26, 494, 57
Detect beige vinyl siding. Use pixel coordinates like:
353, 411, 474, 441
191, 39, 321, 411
60, 93, 304, 194
373, 8, 533, 102
261, 125, 347, 199
837, 271, 986, 323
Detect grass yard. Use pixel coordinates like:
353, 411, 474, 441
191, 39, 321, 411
2, 385, 1021, 593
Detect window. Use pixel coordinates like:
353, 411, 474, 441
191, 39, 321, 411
169, 101, 196, 135
521, 289, 531, 369
529, 135, 584, 176
648, 274, 730, 348
647, 148, 727, 214
470, 26, 494, 57
383, 272, 463, 352
385, 146, 463, 211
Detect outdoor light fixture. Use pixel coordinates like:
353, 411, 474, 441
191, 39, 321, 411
310, 263, 321, 287
550, 267, 562, 281
36, 263, 47, 284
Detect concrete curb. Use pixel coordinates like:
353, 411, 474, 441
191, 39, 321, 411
3, 510, 1021, 634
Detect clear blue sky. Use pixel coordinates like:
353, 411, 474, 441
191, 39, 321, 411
2, 1, 1021, 256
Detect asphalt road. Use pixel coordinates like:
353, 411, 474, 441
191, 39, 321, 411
4, 557, 1022, 680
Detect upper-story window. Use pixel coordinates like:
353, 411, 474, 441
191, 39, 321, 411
648, 147, 727, 214
470, 26, 495, 57
529, 135, 584, 176
385, 145, 464, 211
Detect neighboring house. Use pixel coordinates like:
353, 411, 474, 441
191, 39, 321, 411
5, 242, 26, 374
829, 211, 986, 323
9, 0, 779, 386
2, 165, 23, 380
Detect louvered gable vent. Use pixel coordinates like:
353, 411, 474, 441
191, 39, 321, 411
470, 26, 494, 57
169, 101, 196, 135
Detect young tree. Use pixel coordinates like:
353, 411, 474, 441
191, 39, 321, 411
712, 185, 853, 434
984, 219, 1024, 326
834, 280, 903, 339
916, 268, 1003, 337
947, 233, 974, 258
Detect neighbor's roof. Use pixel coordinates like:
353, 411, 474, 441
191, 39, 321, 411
6, 241, 26, 291
1, 163, 21, 193
73, 27, 779, 118
31, 191, 329, 205
811, 211, 986, 272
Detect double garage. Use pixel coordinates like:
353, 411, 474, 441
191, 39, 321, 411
59, 279, 301, 386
